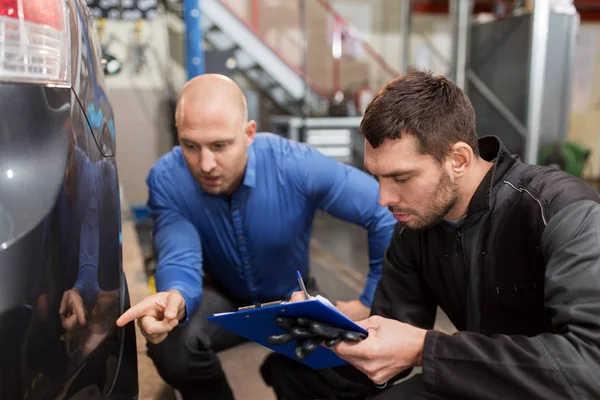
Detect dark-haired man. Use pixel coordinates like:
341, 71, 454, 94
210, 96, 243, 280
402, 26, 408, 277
260, 71, 600, 400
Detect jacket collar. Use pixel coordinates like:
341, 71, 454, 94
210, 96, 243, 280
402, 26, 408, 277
465, 136, 517, 219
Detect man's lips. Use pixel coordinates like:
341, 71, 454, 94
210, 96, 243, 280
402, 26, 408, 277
393, 213, 410, 222
200, 176, 221, 185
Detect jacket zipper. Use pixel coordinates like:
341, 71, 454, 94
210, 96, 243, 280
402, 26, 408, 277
456, 228, 475, 331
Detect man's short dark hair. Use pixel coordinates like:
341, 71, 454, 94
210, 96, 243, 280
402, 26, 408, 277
359, 70, 479, 162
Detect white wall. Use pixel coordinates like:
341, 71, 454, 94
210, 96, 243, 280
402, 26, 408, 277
102, 16, 174, 206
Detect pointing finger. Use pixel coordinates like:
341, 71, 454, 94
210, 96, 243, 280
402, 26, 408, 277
116, 296, 157, 327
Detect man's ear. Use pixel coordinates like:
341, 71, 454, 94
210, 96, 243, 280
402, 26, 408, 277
448, 142, 473, 178
245, 120, 257, 146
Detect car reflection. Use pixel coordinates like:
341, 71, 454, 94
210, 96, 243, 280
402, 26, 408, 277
0, 138, 121, 399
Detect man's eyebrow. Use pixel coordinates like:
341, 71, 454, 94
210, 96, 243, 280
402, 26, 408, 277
179, 138, 199, 145
379, 169, 416, 178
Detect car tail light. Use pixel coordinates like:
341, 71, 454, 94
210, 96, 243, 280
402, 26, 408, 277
0, 0, 70, 83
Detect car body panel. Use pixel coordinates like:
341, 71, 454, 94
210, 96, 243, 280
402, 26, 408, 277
0, 0, 137, 398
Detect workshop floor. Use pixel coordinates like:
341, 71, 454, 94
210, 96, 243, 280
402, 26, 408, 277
123, 212, 456, 400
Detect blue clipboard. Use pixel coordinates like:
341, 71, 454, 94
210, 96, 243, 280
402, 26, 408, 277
206, 298, 368, 369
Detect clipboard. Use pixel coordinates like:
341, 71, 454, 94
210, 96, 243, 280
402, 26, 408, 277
206, 297, 368, 369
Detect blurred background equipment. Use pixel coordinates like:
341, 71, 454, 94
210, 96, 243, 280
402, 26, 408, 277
539, 140, 591, 178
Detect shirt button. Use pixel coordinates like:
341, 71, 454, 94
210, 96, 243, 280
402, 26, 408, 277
244, 260, 249, 265
238, 236, 244, 241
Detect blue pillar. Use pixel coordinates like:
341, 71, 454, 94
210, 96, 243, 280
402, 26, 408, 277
184, 0, 204, 79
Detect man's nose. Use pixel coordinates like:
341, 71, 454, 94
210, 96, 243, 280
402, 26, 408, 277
199, 149, 217, 173
378, 181, 399, 208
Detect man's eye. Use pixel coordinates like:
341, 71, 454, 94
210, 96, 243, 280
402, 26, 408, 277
394, 177, 409, 183
213, 143, 226, 150
184, 143, 196, 150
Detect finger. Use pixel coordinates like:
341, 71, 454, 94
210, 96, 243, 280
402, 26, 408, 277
140, 315, 177, 336
116, 296, 156, 327
73, 300, 86, 326
336, 300, 348, 307
164, 292, 183, 320
289, 291, 308, 302
59, 292, 70, 315
354, 317, 378, 332
62, 314, 79, 330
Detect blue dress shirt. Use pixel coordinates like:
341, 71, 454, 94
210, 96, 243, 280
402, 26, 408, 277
147, 133, 396, 319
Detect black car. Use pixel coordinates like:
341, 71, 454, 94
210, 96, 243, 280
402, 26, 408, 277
0, 0, 138, 398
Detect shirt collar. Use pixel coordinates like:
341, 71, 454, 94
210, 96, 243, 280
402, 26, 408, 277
242, 144, 256, 188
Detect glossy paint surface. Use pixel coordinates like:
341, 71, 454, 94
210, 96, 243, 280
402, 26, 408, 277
0, 1, 137, 398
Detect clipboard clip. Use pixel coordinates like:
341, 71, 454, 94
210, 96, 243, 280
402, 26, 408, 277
237, 300, 284, 311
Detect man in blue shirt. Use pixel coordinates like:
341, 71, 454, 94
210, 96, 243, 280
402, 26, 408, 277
117, 74, 396, 399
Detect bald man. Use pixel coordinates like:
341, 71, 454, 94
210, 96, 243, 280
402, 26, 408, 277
116, 74, 396, 399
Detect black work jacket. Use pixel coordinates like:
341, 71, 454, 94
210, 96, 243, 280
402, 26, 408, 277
372, 136, 600, 399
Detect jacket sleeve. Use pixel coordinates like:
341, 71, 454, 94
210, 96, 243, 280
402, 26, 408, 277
147, 168, 203, 321
371, 224, 437, 329
422, 200, 600, 399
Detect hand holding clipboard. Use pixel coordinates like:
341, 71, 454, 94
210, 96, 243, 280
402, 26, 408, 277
206, 272, 368, 369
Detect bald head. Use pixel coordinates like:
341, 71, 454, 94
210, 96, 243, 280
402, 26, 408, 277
176, 74, 248, 129
175, 74, 257, 197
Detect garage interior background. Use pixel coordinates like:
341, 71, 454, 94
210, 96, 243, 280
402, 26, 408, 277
92, 0, 600, 213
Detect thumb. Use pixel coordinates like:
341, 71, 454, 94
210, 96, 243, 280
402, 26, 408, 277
354, 315, 380, 331
164, 291, 183, 320
336, 300, 348, 307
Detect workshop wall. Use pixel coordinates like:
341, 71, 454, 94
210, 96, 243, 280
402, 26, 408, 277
103, 17, 174, 206
103, 3, 600, 209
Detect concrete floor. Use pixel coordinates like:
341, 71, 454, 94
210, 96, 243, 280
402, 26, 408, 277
122, 212, 456, 400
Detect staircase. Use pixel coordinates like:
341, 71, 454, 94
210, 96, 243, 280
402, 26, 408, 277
165, 0, 399, 116
201, 0, 325, 115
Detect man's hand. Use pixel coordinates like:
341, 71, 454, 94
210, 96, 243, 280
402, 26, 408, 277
332, 315, 427, 385
59, 288, 86, 331
116, 290, 186, 344
289, 291, 313, 302
336, 300, 370, 321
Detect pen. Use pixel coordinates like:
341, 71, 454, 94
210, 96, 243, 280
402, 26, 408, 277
296, 270, 310, 300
